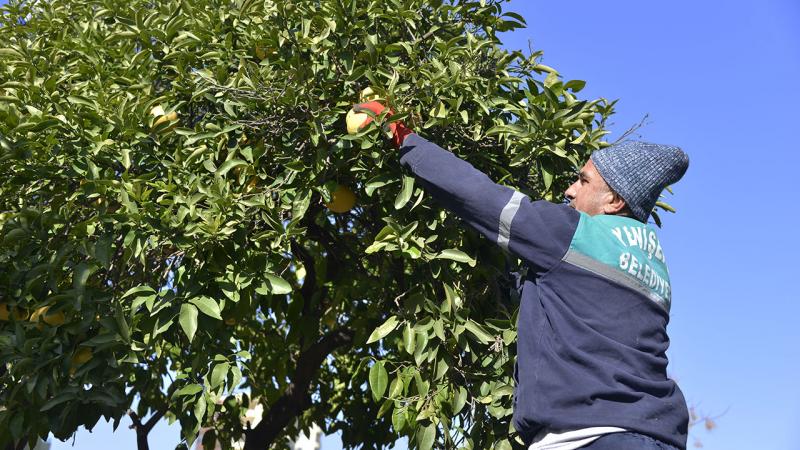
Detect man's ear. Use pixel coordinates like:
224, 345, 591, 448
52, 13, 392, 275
603, 191, 628, 215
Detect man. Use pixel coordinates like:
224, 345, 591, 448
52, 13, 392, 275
353, 101, 690, 450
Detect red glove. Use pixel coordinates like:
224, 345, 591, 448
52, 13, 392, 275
352, 101, 414, 148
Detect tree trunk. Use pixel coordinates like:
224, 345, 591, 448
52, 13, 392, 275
243, 329, 354, 450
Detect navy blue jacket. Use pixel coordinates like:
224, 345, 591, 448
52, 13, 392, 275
399, 134, 689, 449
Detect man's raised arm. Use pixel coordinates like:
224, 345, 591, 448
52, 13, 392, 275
396, 133, 578, 274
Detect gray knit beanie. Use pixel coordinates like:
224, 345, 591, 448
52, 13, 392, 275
590, 141, 689, 223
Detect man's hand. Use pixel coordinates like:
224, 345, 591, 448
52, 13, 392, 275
352, 101, 414, 148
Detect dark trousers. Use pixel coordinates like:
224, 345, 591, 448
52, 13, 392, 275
581, 432, 681, 450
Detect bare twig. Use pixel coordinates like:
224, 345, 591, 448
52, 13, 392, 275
611, 113, 650, 145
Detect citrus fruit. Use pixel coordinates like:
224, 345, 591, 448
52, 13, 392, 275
30, 306, 66, 326
325, 185, 357, 213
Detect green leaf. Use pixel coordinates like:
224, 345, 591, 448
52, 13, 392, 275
82, 333, 120, 346
434, 249, 476, 267
121, 148, 131, 170
443, 283, 462, 311
364, 174, 397, 197
121, 285, 156, 299
373, 224, 396, 242
403, 323, 416, 355
179, 304, 198, 343
216, 159, 247, 177
114, 302, 130, 342
291, 189, 312, 223
174, 384, 203, 397
414, 371, 430, 397
464, 319, 494, 343
394, 175, 414, 209
230, 365, 242, 389
417, 423, 436, 450
367, 315, 399, 344
66, 95, 95, 108
655, 201, 676, 213
452, 386, 468, 414
541, 160, 554, 191
265, 273, 292, 295
193, 393, 207, 423
494, 439, 513, 450
433, 320, 446, 341
388, 376, 403, 399
544, 71, 560, 88
73, 263, 94, 291
2, 228, 28, 245
391, 407, 407, 433
94, 234, 113, 269
210, 363, 229, 389
40, 392, 77, 412
564, 79, 586, 92
189, 296, 222, 320
368, 361, 388, 402
413, 336, 431, 367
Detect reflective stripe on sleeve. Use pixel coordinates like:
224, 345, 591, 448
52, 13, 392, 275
497, 191, 525, 251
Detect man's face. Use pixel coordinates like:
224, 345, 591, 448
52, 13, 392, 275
564, 159, 619, 216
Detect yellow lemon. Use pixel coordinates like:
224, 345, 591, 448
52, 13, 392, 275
346, 108, 370, 135
150, 104, 165, 117
346, 88, 381, 134
154, 111, 178, 127
30, 306, 66, 326
0, 303, 28, 321
254, 46, 275, 60
325, 185, 357, 213
71, 348, 93, 366
360, 87, 380, 102
150, 104, 178, 128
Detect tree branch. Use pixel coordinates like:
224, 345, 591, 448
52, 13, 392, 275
243, 328, 355, 450
290, 239, 317, 316
143, 409, 166, 434
128, 409, 166, 450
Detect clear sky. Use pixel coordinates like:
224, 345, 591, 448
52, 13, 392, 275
3, 0, 797, 449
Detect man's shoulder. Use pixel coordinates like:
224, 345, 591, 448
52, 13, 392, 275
567, 212, 672, 312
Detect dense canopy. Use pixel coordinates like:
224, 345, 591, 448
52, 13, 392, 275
0, 0, 648, 448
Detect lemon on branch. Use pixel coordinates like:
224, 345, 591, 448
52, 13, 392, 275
150, 104, 178, 129
69, 348, 93, 375
325, 185, 357, 213
346, 87, 382, 135
30, 306, 66, 326
0, 303, 28, 321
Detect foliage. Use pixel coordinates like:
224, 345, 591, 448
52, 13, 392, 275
0, 0, 628, 448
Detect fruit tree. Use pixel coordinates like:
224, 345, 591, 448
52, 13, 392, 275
0, 0, 666, 449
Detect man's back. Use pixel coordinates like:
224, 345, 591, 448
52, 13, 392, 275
398, 133, 689, 449
510, 210, 688, 448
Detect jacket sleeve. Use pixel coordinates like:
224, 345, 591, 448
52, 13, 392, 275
399, 133, 580, 275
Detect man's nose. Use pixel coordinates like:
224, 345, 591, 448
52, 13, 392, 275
564, 182, 577, 200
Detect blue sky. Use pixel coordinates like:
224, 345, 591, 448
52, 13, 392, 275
3, 0, 797, 448
499, 1, 800, 449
